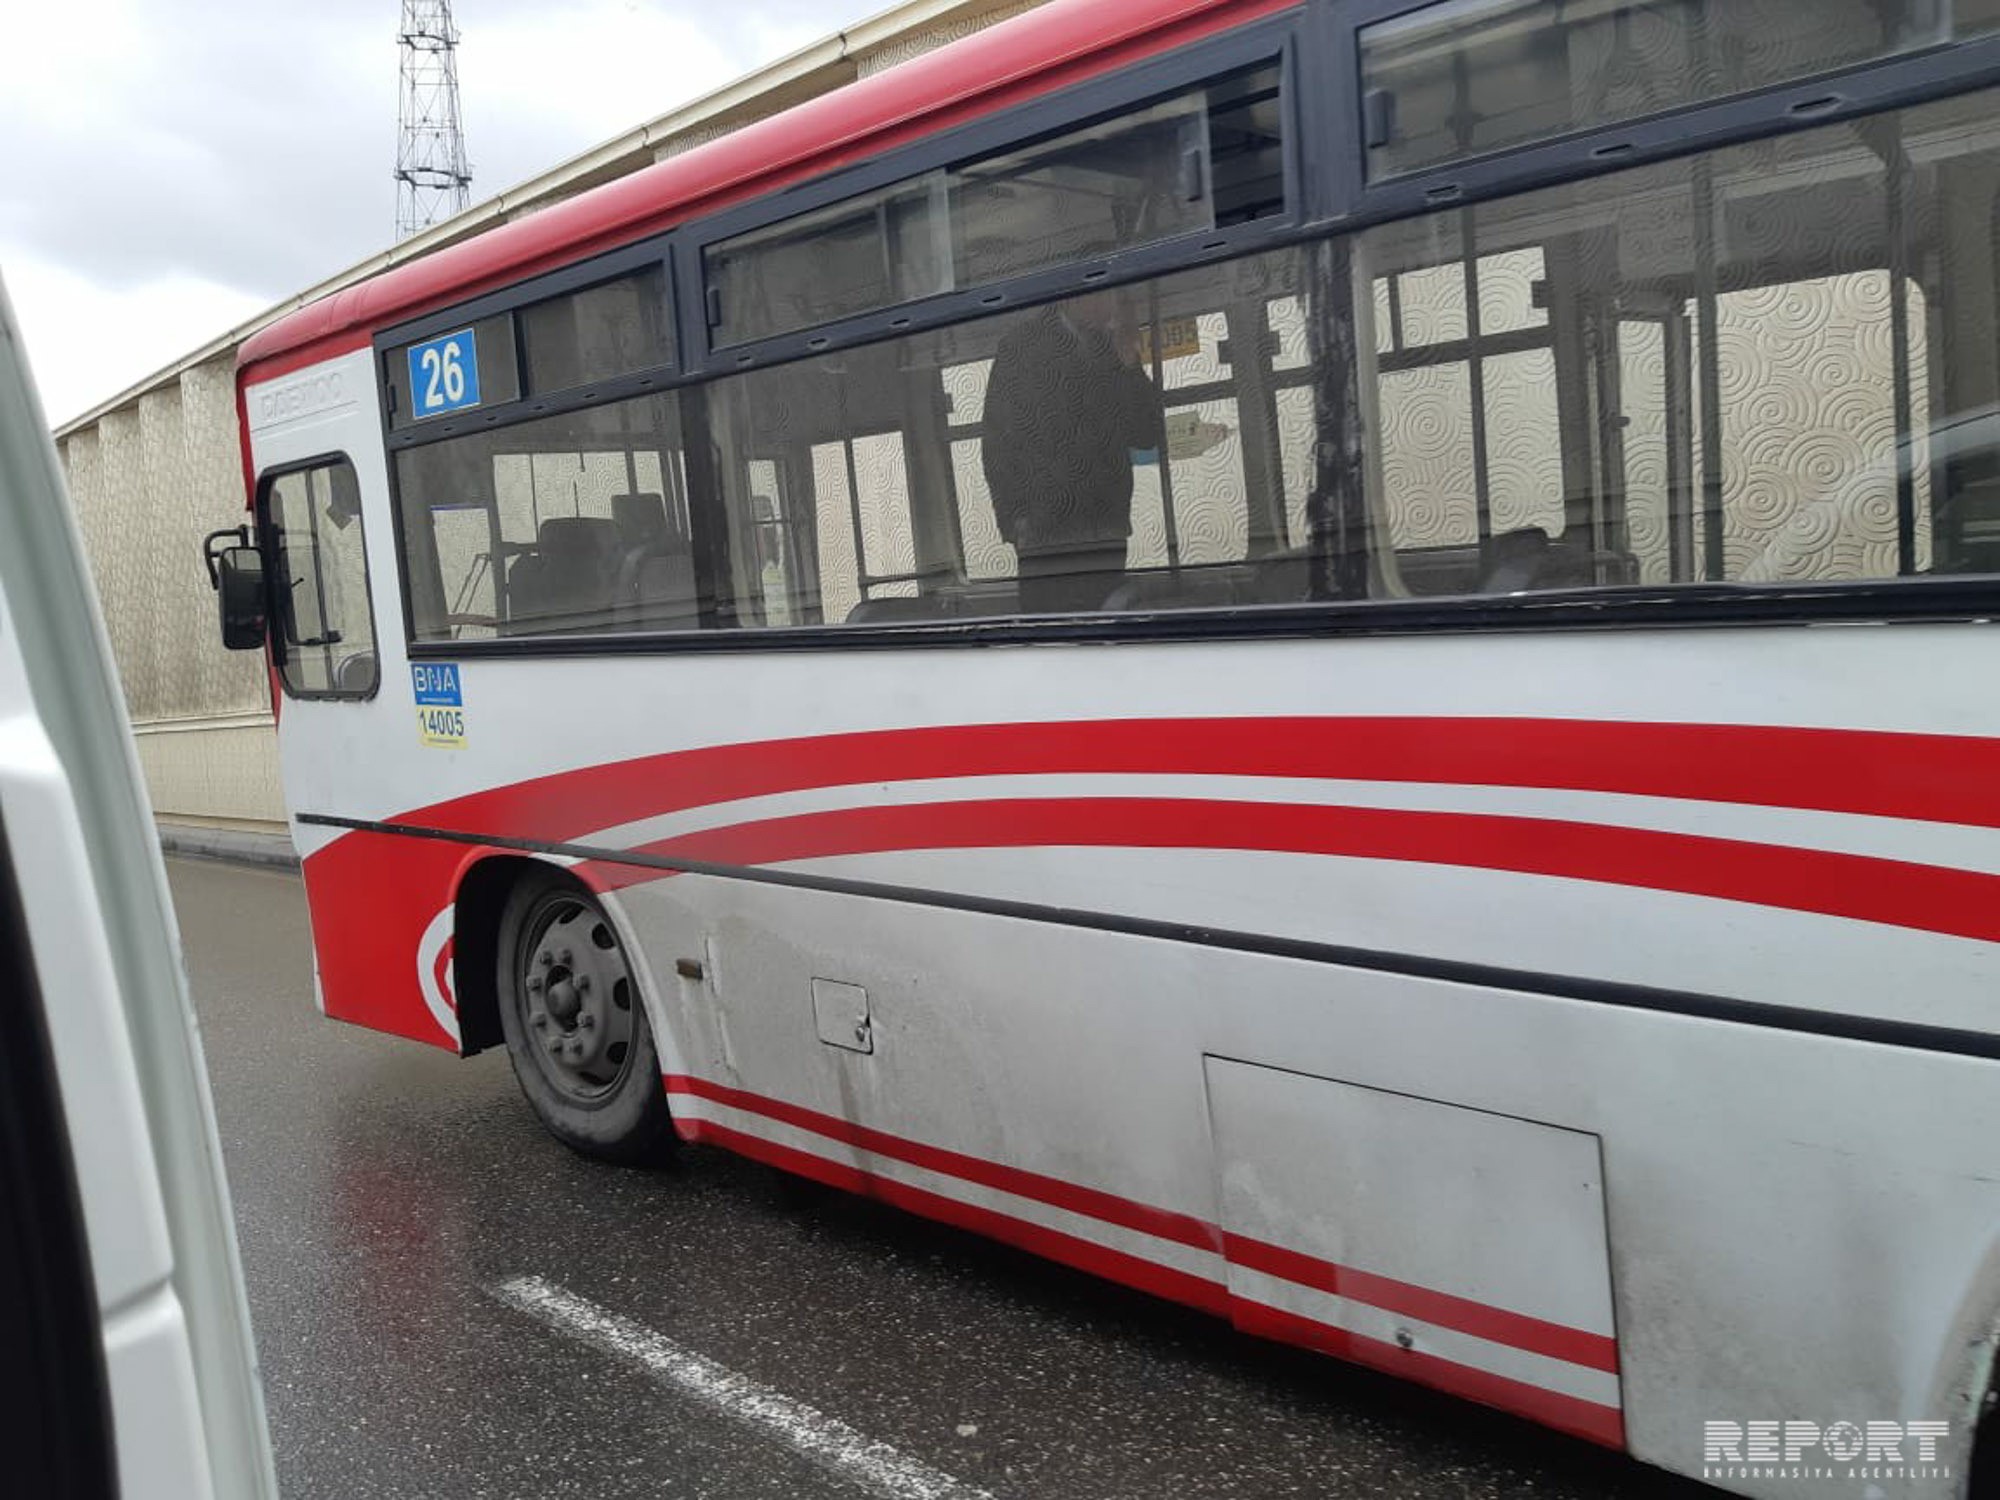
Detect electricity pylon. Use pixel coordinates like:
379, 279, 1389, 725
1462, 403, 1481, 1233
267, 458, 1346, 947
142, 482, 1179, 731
395, 0, 472, 240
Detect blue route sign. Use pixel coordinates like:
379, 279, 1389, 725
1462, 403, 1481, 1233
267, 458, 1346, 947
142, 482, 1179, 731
406, 328, 481, 419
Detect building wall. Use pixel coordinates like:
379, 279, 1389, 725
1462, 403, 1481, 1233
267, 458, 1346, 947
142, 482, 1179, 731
52, 0, 1046, 836
60, 352, 286, 829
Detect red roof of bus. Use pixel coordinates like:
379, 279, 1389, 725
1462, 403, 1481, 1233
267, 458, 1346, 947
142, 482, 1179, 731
239, 0, 1294, 382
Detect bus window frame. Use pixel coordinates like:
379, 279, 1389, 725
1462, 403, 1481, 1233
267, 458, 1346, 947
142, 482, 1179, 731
255, 452, 383, 703
381, 239, 678, 431
369, 10, 2000, 662
1338, 0, 2000, 224
688, 30, 1306, 359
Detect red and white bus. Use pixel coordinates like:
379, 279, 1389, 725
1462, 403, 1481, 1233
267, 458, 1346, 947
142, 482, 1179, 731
211, 0, 2000, 1491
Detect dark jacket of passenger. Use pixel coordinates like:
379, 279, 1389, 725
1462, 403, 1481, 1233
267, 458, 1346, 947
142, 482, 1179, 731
980, 306, 1164, 555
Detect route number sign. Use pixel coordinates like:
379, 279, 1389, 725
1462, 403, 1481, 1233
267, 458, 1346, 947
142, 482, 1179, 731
406, 329, 481, 418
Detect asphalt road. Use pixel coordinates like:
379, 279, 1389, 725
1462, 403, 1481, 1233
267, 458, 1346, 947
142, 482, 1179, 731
170, 854, 1713, 1500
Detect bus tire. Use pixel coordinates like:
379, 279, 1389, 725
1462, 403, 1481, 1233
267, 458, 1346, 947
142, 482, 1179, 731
494, 869, 674, 1165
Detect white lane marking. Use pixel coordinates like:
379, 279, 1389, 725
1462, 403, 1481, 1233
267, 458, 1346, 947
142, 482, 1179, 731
491, 1275, 995, 1500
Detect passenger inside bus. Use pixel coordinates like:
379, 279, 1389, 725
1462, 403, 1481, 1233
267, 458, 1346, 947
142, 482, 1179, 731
981, 284, 1165, 614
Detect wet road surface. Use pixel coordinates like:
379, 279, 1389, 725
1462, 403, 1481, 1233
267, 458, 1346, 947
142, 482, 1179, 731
170, 855, 1714, 1500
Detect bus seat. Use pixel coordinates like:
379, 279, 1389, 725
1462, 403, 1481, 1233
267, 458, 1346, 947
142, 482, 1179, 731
1477, 528, 1554, 594
503, 550, 546, 629
611, 491, 673, 547
1476, 528, 1631, 594
624, 550, 698, 629
1100, 570, 1238, 612
1252, 551, 1311, 603
844, 595, 950, 624
510, 517, 620, 628
609, 492, 698, 627
333, 651, 377, 693
953, 582, 1022, 616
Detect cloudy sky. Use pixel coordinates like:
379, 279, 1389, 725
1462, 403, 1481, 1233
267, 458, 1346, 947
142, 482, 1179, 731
2, 0, 855, 424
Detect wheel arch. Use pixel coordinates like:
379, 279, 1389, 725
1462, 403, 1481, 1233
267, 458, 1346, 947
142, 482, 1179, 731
446, 852, 552, 1058
446, 853, 685, 1080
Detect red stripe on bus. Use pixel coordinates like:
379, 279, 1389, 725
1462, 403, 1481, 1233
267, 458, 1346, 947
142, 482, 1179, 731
406, 718, 2000, 855
1219, 1233, 1620, 1376
665, 1075, 1619, 1375
666, 1072, 1218, 1252
1232, 1302, 1626, 1450
593, 795, 2000, 946
677, 1116, 1233, 1317
673, 1103, 1624, 1448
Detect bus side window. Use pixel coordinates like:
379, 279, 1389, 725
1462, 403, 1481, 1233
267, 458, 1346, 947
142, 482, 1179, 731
393, 391, 696, 641
706, 248, 1309, 624
1351, 86, 2000, 595
261, 457, 378, 698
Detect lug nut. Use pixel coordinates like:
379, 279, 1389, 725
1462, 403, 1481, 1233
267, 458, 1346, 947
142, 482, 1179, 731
529, 1010, 548, 1029
576, 974, 591, 993
537, 951, 552, 967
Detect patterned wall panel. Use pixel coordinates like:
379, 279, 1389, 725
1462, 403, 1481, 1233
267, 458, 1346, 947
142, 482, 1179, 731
1620, 319, 1674, 583
1368, 266, 1932, 584
811, 442, 864, 624
1274, 383, 1315, 545
131, 719, 287, 828
1378, 363, 1479, 549
136, 385, 190, 723
58, 356, 278, 824
853, 430, 920, 585
1162, 398, 1249, 565
61, 427, 107, 592
89, 406, 153, 709
1482, 348, 1564, 538
1712, 272, 1931, 582
943, 359, 1022, 581
180, 356, 267, 697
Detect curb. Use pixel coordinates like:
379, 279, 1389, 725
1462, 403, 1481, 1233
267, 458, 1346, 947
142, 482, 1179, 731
158, 824, 301, 871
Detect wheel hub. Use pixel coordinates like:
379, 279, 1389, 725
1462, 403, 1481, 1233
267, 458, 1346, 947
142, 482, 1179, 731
519, 902, 637, 1101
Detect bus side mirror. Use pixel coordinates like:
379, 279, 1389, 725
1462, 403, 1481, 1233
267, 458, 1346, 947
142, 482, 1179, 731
204, 528, 267, 651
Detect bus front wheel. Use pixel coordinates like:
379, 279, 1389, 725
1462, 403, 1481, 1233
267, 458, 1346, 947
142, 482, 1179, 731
494, 870, 674, 1164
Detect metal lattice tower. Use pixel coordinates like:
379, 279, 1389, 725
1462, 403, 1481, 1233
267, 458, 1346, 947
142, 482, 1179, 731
394, 0, 472, 240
